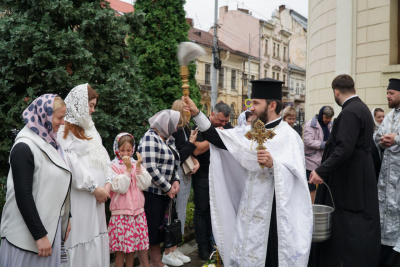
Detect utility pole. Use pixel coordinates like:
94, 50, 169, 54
211, 0, 218, 111
248, 33, 251, 99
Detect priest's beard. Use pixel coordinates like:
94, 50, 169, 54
388, 98, 400, 109
251, 107, 268, 128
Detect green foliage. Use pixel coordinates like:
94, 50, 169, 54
128, 0, 202, 111
0, 0, 156, 185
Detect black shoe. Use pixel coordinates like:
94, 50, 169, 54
198, 245, 211, 260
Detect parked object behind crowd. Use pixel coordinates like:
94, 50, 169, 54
282, 106, 303, 137
138, 110, 185, 267
0, 95, 72, 267
58, 84, 114, 267
303, 105, 334, 203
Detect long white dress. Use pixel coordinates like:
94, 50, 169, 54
58, 126, 110, 267
193, 113, 313, 267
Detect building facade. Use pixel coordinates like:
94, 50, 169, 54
188, 21, 259, 118
216, 5, 307, 121
306, 0, 396, 120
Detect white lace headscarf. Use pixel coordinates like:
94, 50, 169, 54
149, 110, 180, 139
64, 84, 111, 175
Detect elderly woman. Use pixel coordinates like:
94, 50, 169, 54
138, 110, 182, 267
282, 106, 303, 136
0, 94, 71, 267
303, 105, 334, 202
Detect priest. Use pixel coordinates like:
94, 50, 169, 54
183, 78, 312, 267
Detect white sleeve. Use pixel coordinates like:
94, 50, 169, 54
136, 165, 153, 191
60, 133, 98, 193
111, 172, 131, 194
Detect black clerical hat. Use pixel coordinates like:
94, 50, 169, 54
251, 78, 283, 100
388, 78, 400, 92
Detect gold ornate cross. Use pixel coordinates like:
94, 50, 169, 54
244, 119, 277, 169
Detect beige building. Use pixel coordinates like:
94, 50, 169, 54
307, 0, 397, 120
188, 19, 259, 118
216, 5, 308, 120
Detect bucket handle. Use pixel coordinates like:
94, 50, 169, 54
314, 182, 335, 210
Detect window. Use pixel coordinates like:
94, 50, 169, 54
277, 44, 280, 58
265, 40, 268, 55
231, 70, 237, 89
264, 70, 268, 78
218, 68, 224, 88
205, 64, 211, 84
283, 46, 287, 61
251, 75, 255, 81
277, 73, 280, 81
273, 43, 276, 57
272, 72, 275, 80
243, 73, 248, 86
296, 82, 300, 94
283, 74, 286, 85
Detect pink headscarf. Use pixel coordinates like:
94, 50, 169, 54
22, 94, 60, 149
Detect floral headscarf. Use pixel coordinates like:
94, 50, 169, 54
22, 94, 60, 149
111, 132, 136, 166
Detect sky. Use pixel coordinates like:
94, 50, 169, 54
184, 0, 309, 31
119, 0, 309, 31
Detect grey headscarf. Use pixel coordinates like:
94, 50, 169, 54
149, 110, 180, 138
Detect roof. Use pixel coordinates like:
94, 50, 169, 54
290, 10, 307, 30
188, 27, 234, 52
289, 63, 306, 73
188, 27, 258, 59
106, 0, 134, 16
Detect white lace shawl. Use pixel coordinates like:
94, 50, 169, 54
64, 84, 114, 182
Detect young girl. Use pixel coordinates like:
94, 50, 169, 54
108, 133, 152, 267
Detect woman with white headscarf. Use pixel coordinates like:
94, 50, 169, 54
138, 110, 183, 267
237, 110, 253, 127
371, 107, 385, 134
57, 84, 114, 267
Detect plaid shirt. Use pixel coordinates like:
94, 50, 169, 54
138, 129, 180, 195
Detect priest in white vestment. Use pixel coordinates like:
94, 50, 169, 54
183, 78, 312, 267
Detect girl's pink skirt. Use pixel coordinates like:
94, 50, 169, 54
108, 213, 149, 253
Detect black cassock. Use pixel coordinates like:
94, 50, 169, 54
197, 119, 281, 267
312, 97, 380, 267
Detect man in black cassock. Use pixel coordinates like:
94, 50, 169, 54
309, 74, 380, 267
184, 78, 312, 266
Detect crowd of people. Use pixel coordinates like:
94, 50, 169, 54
0, 74, 400, 267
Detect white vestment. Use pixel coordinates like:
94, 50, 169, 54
194, 113, 313, 267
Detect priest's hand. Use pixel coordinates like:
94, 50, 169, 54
257, 150, 273, 168
182, 96, 199, 117
380, 133, 397, 147
309, 170, 323, 185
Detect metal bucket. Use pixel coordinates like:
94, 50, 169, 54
312, 182, 335, 242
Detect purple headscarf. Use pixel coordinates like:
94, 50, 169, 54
22, 94, 60, 149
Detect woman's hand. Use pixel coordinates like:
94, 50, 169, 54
93, 187, 110, 204
189, 129, 198, 143
172, 181, 180, 194
65, 220, 72, 242
166, 190, 175, 199
135, 152, 143, 170
36, 236, 52, 257
123, 156, 132, 173
189, 157, 200, 175
104, 183, 111, 194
